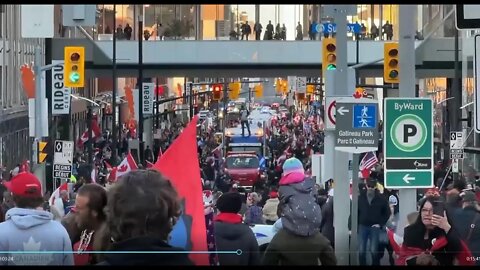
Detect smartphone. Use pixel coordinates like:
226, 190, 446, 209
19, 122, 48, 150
432, 200, 445, 217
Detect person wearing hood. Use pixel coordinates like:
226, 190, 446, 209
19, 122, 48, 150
263, 157, 336, 265
244, 192, 265, 225
357, 178, 391, 266
97, 170, 193, 265
0, 172, 74, 265
214, 192, 260, 265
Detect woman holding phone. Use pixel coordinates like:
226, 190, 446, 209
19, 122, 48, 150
396, 196, 473, 265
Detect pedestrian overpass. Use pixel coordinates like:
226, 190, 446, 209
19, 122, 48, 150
51, 38, 473, 78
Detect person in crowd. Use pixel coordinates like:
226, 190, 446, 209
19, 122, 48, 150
144, 29, 151, 40
382, 21, 393, 40
370, 23, 379, 40
308, 21, 315, 40
214, 192, 260, 265
281, 24, 287, 40
61, 211, 82, 246
240, 105, 251, 137
254, 21, 262, 40
266, 20, 274, 40
245, 22, 252, 40
320, 189, 334, 248
124, 23, 132, 40
357, 178, 391, 266
72, 184, 109, 265
262, 157, 336, 265
262, 189, 279, 225
116, 24, 124, 39
452, 191, 480, 265
98, 170, 193, 265
397, 196, 472, 266
241, 22, 247, 40
0, 172, 74, 265
244, 192, 264, 225
296, 22, 303, 40
51, 190, 70, 221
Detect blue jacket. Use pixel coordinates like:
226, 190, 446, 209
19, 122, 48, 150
0, 208, 74, 265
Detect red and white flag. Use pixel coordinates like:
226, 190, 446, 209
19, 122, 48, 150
77, 118, 102, 148
108, 153, 138, 182
359, 151, 378, 171
49, 182, 68, 206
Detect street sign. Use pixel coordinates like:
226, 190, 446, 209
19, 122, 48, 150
450, 131, 464, 159
334, 97, 379, 153
312, 22, 361, 34
474, 35, 480, 133
296, 77, 307, 93
455, 5, 480, 29
51, 60, 71, 115
325, 95, 350, 130
53, 140, 74, 183
142, 83, 154, 115
384, 98, 433, 189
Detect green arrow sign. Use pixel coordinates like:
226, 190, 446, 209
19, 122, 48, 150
385, 171, 433, 188
384, 98, 433, 189
69, 72, 80, 83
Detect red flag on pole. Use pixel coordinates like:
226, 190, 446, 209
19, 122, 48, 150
153, 116, 209, 265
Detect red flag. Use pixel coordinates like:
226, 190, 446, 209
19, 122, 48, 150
108, 153, 138, 182
153, 116, 208, 265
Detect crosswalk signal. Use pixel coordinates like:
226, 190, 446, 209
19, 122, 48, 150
322, 37, 337, 77
38, 141, 48, 164
228, 82, 241, 100
212, 84, 223, 101
384, 42, 399, 83
64, 46, 85, 88
254, 84, 263, 98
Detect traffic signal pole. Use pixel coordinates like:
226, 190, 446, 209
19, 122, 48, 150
33, 45, 63, 192
397, 5, 418, 233
330, 6, 350, 265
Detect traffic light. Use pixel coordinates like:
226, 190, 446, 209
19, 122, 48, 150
322, 37, 337, 77
228, 82, 241, 100
384, 42, 399, 83
306, 85, 315, 95
254, 84, 263, 98
64, 46, 85, 88
38, 141, 48, 164
212, 84, 223, 101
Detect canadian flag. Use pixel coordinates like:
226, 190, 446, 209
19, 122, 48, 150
49, 182, 68, 207
77, 118, 102, 148
108, 153, 138, 182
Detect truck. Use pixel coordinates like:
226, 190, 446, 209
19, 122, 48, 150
225, 151, 266, 192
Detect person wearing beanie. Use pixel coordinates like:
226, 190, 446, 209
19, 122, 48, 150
263, 158, 336, 265
0, 172, 74, 265
278, 157, 322, 236
214, 192, 260, 265
262, 190, 280, 225
244, 192, 265, 225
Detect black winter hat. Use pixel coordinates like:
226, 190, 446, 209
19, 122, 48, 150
216, 192, 242, 214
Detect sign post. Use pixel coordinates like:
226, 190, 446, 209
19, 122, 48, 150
334, 97, 379, 154
53, 140, 74, 190
384, 98, 434, 189
449, 131, 465, 159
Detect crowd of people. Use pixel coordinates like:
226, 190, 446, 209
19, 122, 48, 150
1, 100, 480, 265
